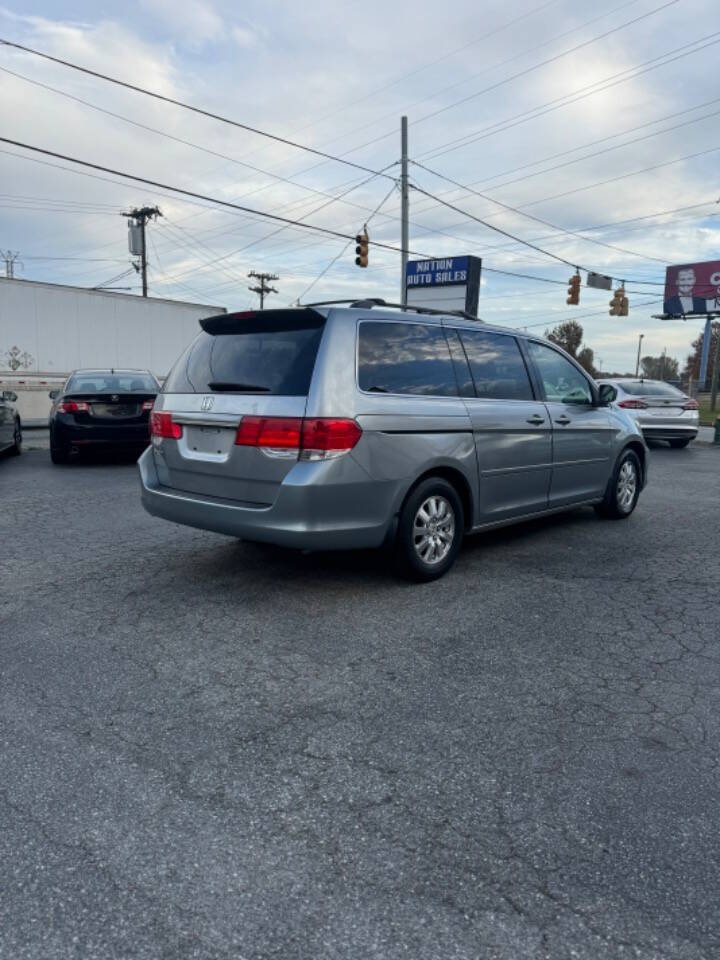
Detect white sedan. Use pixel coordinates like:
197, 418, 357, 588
596, 378, 699, 448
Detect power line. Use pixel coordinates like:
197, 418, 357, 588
417, 30, 720, 162
409, 181, 669, 284
0, 63, 401, 224
0, 136, 676, 296
0, 36, 398, 182
295, 181, 398, 303
411, 161, 669, 266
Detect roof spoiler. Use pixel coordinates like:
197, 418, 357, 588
199, 308, 325, 335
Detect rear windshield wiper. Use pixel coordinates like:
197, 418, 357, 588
207, 381, 271, 392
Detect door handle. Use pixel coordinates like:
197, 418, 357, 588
555, 415, 571, 425
526, 415, 545, 425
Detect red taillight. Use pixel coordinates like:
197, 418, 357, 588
235, 416, 362, 460
142, 400, 154, 411
59, 400, 89, 413
150, 410, 182, 439
235, 416, 303, 449
683, 399, 699, 410
618, 399, 648, 409
301, 418, 363, 459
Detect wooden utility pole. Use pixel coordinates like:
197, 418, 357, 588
122, 206, 162, 297
248, 271, 278, 310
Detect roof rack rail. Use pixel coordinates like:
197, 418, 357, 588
302, 298, 482, 324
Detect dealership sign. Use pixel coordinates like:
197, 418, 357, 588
405, 256, 482, 316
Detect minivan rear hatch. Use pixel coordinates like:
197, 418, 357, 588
156, 309, 326, 504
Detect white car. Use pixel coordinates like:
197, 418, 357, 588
596, 378, 698, 448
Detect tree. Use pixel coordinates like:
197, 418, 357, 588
545, 320, 583, 358
683, 320, 719, 384
545, 321, 596, 375
640, 355, 680, 380
576, 347, 598, 377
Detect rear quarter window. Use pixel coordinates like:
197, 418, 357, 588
357, 321, 458, 397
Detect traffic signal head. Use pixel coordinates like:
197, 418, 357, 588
619, 294, 629, 317
355, 230, 369, 268
609, 286, 625, 316
566, 272, 581, 305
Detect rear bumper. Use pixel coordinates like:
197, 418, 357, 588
53, 417, 150, 447
138, 447, 400, 550
640, 426, 698, 441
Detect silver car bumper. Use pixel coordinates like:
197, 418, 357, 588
138, 447, 399, 550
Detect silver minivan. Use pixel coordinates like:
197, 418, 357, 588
139, 302, 648, 580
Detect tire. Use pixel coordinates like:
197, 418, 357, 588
669, 438, 691, 449
394, 477, 464, 582
595, 449, 641, 520
9, 418, 21, 456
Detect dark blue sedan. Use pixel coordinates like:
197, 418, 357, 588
49, 369, 159, 464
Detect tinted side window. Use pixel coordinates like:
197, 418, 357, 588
358, 322, 458, 397
527, 341, 592, 404
458, 330, 533, 401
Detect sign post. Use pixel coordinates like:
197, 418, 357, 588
405, 256, 482, 317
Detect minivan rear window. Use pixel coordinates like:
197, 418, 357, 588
358, 321, 458, 396
163, 311, 326, 395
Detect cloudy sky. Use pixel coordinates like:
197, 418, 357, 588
0, 0, 718, 370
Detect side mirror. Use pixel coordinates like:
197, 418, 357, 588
597, 383, 617, 406
2, 390, 17, 402
49, 389, 60, 400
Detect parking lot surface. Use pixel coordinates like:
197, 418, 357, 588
2, 446, 720, 960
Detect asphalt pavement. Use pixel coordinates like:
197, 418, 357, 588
1, 445, 719, 959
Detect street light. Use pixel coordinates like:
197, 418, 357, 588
635, 333, 645, 377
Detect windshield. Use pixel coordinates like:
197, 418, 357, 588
619, 381, 685, 398
163, 313, 326, 395
66, 373, 158, 394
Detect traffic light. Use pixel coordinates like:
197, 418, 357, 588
609, 285, 626, 316
566, 272, 581, 305
355, 228, 369, 268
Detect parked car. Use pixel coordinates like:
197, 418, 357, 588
596, 378, 699, 448
49, 369, 159, 464
139, 304, 648, 581
0, 390, 22, 457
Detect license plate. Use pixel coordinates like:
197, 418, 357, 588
93, 404, 137, 417
648, 408, 682, 417
185, 425, 235, 455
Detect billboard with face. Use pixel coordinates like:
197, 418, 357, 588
664, 260, 720, 315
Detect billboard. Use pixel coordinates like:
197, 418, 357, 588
664, 260, 720, 316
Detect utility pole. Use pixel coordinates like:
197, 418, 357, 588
122, 206, 162, 297
635, 333, 644, 377
248, 271, 278, 310
710, 323, 720, 412
1, 250, 21, 278
400, 116, 409, 306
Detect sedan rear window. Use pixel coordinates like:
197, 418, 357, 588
163, 311, 325, 395
66, 373, 158, 393
619, 381, 685, 397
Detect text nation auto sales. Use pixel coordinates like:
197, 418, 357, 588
406, 259, 468, 287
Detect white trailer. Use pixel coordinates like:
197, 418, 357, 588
0, 278, 225, 423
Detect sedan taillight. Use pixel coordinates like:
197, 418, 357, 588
618, 399, 648, 409
150, 410, 182, 439
59, 400, 89, 413
683, 399, 699, 410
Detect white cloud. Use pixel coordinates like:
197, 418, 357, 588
140, 0, 223, 47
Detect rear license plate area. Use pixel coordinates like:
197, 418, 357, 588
184, 425, 236, 456
92, 403, 138, 418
